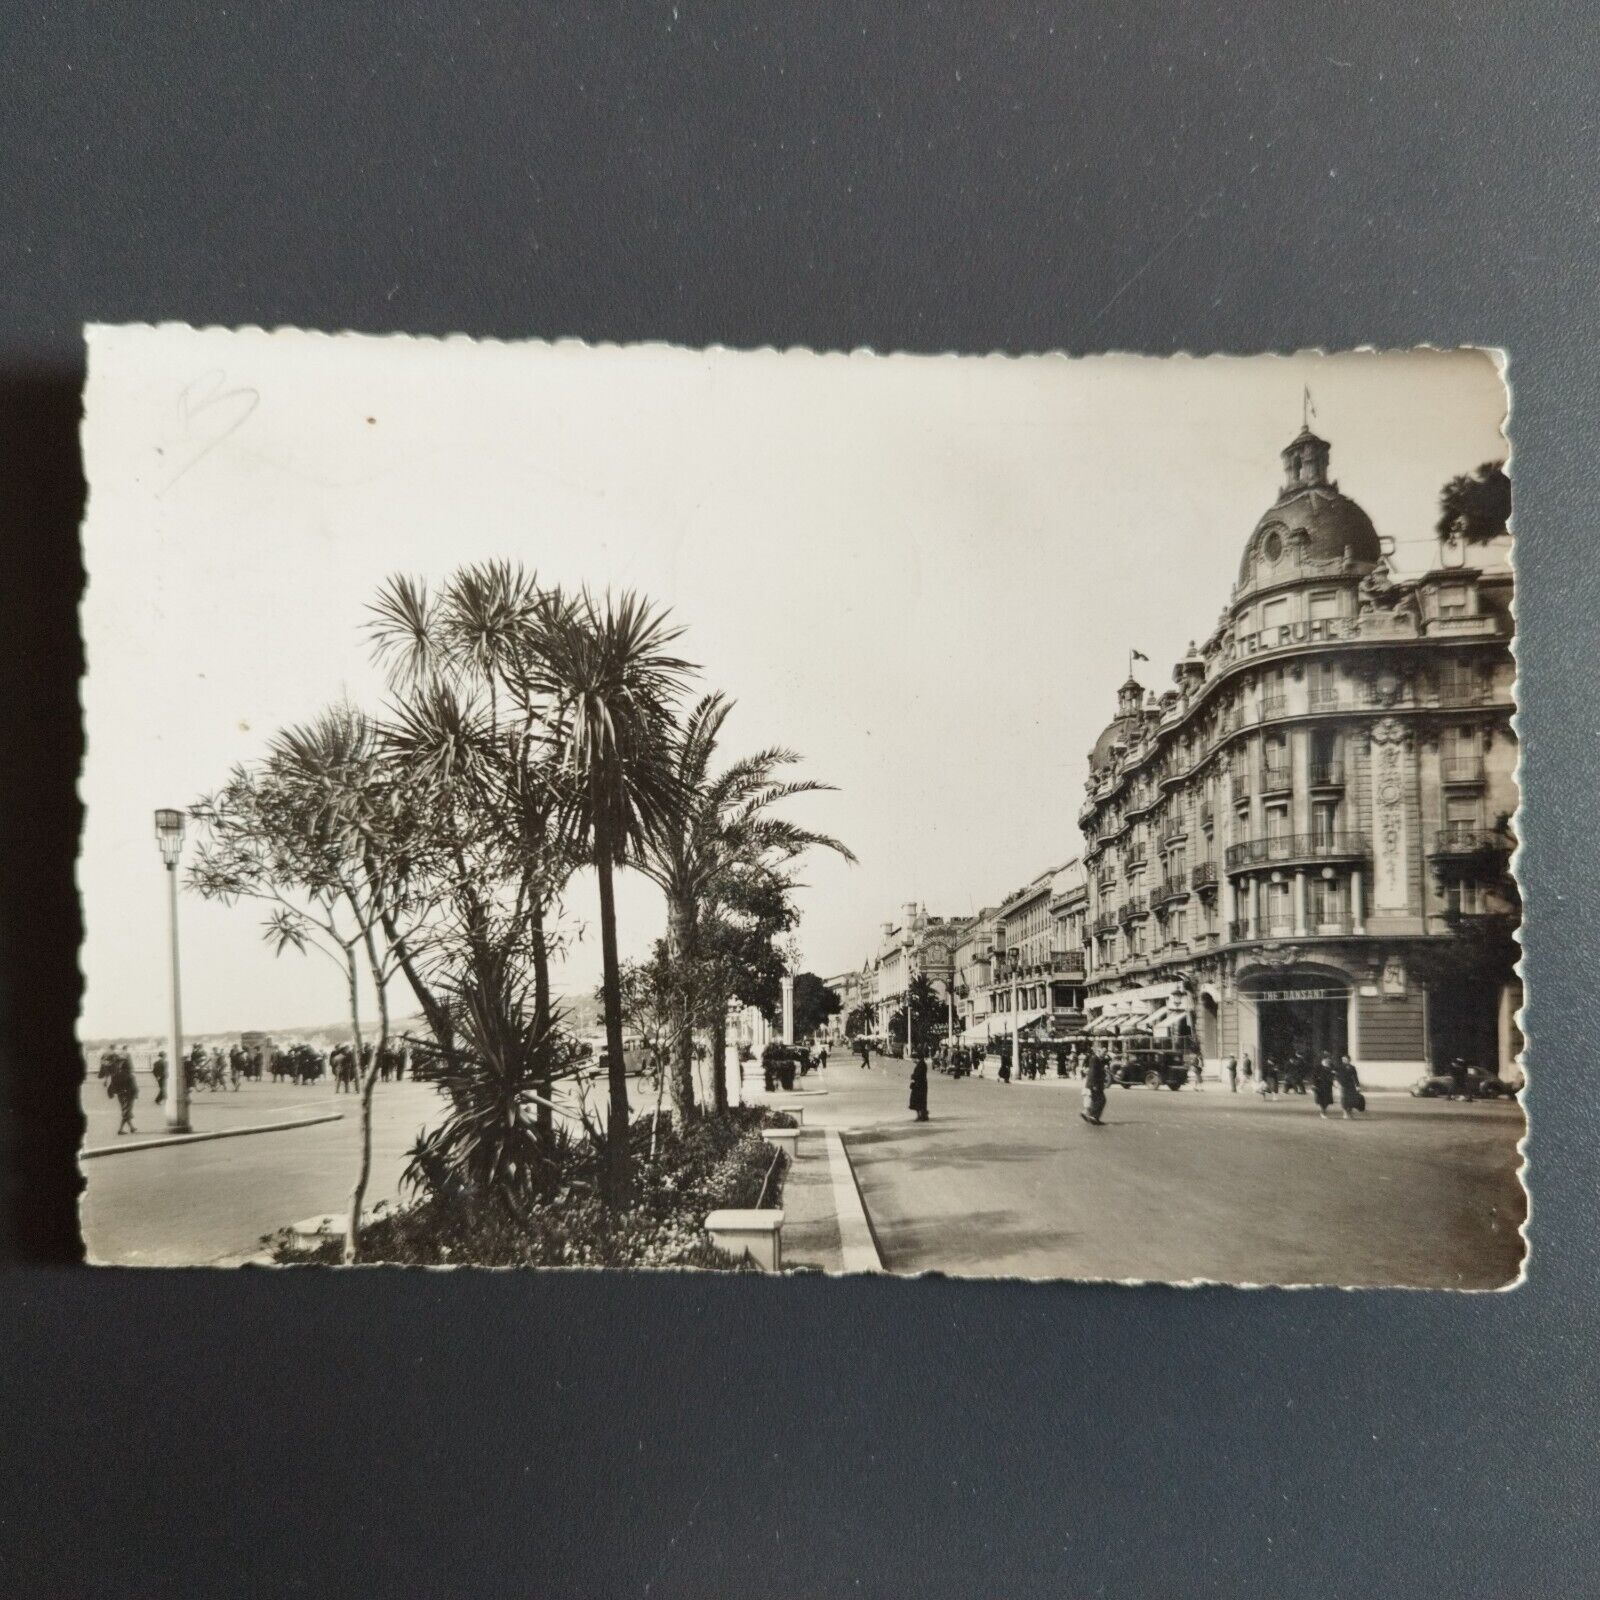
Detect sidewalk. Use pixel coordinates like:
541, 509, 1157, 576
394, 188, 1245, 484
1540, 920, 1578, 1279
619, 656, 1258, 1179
738, 1064, 882, 1273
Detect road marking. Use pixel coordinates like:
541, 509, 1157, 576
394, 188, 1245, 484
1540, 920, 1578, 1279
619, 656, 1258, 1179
826, 1128, 883, 1273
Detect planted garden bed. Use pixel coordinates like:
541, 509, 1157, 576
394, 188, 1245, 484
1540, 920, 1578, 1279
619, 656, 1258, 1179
269, 1105, 789, 1269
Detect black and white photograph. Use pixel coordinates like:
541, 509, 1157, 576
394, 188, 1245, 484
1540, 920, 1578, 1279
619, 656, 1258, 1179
77, 326, 1523, 1284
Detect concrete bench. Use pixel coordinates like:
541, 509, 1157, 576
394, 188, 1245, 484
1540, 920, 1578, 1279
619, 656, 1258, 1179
289, 1213, 345, 1249
760, 1126, 800, 1160
705, 1208, 785, 1272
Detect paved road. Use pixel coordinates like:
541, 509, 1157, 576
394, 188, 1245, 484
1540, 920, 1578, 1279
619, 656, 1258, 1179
80, 1079, 450, 1264
815, 1055, 1525, 1288
80, 1069, 668, 1265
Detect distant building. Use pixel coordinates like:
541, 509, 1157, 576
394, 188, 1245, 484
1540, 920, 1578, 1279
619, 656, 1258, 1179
1078, 425, 1518, 1088
870, 903, 968, 1043
983, 860, 1088, 1046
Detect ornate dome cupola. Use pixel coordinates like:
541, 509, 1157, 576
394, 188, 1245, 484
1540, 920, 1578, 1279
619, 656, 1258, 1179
1281, 424, 1332, 491
1239, 423, 1382, 586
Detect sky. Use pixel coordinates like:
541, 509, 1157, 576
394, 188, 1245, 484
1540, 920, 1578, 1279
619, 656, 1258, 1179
78, 330, 1509, 1039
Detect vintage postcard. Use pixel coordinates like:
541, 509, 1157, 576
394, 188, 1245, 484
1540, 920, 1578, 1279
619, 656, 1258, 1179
78, 328, 1523, 1283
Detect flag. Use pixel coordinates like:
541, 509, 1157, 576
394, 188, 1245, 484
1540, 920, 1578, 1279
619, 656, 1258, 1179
1303, 384, 1317, 425
1131, 649, 1149, 662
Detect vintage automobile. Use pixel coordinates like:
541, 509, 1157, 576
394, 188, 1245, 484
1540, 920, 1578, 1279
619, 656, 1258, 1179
1109, 1048, 1190, 1091
1411, 1065, 1517, 1100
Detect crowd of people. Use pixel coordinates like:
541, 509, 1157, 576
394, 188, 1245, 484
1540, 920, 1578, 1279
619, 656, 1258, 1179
92, 1037, 415, 1134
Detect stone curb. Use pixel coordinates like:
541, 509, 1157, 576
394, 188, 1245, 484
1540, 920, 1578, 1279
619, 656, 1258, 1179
80, 1111, 345, 1159
825, 1128, 883, 1273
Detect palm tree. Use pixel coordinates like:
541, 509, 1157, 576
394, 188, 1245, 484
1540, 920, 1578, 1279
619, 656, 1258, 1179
526, 589, 695, 1201
639, 692, 855, 1120
369, 564, 583, 1138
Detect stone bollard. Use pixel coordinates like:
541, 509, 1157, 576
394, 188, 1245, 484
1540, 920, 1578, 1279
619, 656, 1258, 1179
760, 1126, 800, 1161
704, 1209, 784, 1271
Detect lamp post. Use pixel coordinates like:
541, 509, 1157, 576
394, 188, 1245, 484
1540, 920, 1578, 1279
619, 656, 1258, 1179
154, 808, 190, 1133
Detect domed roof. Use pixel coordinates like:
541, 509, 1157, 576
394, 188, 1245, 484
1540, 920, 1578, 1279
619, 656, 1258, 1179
1089, 719, 1125, 771
1239, 427, 1381, 584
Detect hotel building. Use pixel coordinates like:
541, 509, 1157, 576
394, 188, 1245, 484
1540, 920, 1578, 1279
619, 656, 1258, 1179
1078, 426, 1519, 1089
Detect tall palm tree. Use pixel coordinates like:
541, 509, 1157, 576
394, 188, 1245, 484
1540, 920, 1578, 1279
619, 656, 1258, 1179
639, 693, 855, 1120
369, 564, 583, 1137
526, 589, 695, 1201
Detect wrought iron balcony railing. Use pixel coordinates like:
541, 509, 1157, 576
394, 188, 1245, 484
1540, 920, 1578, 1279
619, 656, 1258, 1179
1224, 831, 1368, 871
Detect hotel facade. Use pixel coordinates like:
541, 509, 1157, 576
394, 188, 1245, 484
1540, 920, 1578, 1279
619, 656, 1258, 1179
1077, 426, 1518, 1088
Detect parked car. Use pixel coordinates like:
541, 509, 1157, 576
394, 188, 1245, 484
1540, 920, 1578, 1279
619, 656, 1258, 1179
1411, 1066, 1517, 1100
1110, 1052, 1188, 1091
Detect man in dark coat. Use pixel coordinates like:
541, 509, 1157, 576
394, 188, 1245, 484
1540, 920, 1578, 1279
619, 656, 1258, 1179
1081, 1049, 1108, 1126
908, 1051, 929, 1121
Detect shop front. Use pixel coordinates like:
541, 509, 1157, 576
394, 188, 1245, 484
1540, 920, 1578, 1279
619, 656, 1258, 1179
1234, 965, 1351, 1073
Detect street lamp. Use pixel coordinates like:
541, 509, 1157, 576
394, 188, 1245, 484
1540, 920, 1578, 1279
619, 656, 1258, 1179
154, 808, 190, 1133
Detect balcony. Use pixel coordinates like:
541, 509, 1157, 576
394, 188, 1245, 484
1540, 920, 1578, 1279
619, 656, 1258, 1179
1435, 680, 1490, 708
1153, 875, 1189, 906
1308, 758, 1345, 787
1307, 685, 1343, 712
1199, 802, 1214, 829
1430, 825, 1513, 861
1125, 839, 1148, 869
1227, 919, 1249, 942
1091, 910, 1119, 935
1224, 831, 1368, 872
1260, 693, 1289, 720
1441, 755, 1485, 784
1049, 949, 1087, 979
1190, 860, 1218, 890
1260, 763, 1293, 794
1119, 893, 1148, 922
1230, 774, 1251, 804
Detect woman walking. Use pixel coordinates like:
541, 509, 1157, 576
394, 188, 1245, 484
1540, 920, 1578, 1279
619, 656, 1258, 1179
1335, 1053, 1365, 1119
909, 1050, 930, 1122
1311, 1052, 1336, 1119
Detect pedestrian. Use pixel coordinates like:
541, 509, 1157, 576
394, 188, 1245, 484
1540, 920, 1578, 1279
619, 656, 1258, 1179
1224, 1053, 1238, 1092
1311, 1052, 1336, 1118
998, 1043, 1012, 1085
110, 1052, 138, 1135
1260, 1056, 1277, 1097
1081, 1048, 1109, 1126
152, 1050, 167, 1104
1335, 1053, 1365, 1119
394, 1043, 407, 1081
1242, 1051, 1254, 1084
1190, 1054, 1205, 1091
909, 1050, 929, 1122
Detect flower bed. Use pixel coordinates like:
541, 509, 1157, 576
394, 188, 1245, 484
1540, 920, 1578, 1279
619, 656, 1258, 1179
269, 1105, 788, 1269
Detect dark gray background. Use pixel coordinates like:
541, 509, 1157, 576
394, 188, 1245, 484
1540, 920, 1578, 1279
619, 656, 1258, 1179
2, 5, 1595, 1595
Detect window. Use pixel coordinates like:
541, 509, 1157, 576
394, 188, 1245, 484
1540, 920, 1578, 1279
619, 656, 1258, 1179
1310, 660, 1340, 707
1261, 598, 1290, 641
1312, 799, 1339, 845
1309, 589, 1340, 621
1311, 876, 1342, 926
1444, 794, 1478, 844
1267, 880, 1293, 934
1438, 583, 1470, 620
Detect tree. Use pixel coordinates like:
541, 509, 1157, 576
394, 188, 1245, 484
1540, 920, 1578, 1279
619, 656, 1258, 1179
190, 704, 424, 1262
692, 864, 799, 1112
638, 692, 854, 1124
528, 589, 694, 1202
887, 971, 944, 1052
790, 972, 842, 1041
844, 1003, 876, 1039
368, 564, 585, 1142
404, 944, 582, 1208
1438, 462, 1511, 544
